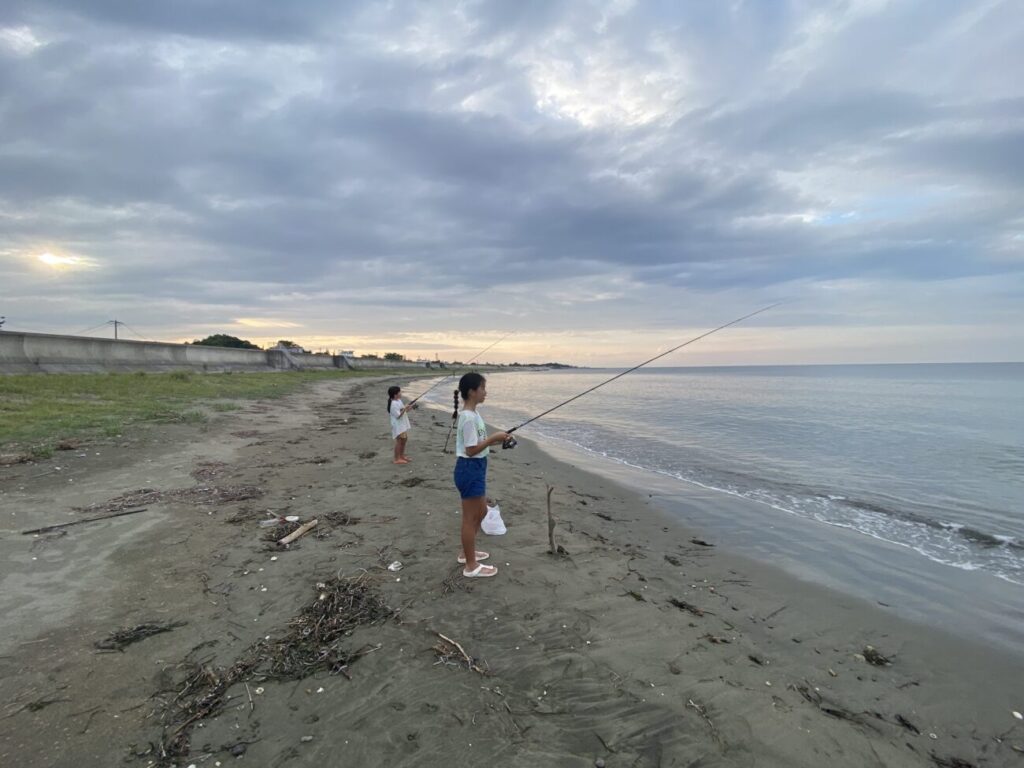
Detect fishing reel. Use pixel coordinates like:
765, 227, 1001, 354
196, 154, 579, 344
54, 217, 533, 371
501, 433, 518, 450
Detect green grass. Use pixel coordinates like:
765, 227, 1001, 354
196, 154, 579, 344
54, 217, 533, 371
0, 370, 381, 451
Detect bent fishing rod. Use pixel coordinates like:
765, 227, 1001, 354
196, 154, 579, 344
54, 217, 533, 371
405, 332, 514, 408
500, 303, 782, 449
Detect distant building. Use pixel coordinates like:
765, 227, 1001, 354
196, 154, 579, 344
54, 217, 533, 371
273, 342, 307, 354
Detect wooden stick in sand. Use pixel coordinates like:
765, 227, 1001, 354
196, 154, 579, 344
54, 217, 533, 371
21, 508, 149, 535
436, 632, 486, 675
279, 518, 318, 545
437, 632, 473, 665
546, 485, 556, 553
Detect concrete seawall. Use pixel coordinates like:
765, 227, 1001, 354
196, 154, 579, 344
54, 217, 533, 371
0, 332, 430, 375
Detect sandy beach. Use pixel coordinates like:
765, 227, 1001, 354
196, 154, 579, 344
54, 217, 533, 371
1, 375, 1021, 767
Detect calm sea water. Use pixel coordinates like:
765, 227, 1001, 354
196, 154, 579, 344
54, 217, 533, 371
427, 363, 1024, 587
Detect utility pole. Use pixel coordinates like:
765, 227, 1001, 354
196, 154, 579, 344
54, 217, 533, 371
110, 319, 122, 339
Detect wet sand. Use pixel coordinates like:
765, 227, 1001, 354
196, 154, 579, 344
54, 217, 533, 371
1, 376, 1021, 767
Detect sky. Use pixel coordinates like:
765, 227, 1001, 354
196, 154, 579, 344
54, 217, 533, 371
1, 0, 1022, 366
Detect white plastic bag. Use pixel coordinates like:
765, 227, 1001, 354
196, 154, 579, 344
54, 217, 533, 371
481, 503, 507, 536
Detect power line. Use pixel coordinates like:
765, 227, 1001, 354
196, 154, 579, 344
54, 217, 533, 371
119, 322, 149, 341
74, 321, 113, 336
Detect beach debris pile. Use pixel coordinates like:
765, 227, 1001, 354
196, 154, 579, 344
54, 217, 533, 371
257, 574, 392, 678
322, 510, 361, 527
861, 645, 892, 666
74, 484, 264, 514
260, 517, 304, 542
95, 621, 187, 652
153, 573, 395, 762
0, 452, 33, 466
262, 510, 358, 547
189, 460, 228, 483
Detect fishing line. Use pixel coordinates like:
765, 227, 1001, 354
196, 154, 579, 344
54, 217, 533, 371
500, 303, 782, 449
405, 331, 514, 408
430, 333, 515, 452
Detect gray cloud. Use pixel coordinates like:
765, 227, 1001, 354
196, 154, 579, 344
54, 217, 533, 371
1, 0, 1022, 362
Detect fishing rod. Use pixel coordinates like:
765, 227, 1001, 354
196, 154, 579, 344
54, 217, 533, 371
405, 332, 514, 408
431, 333, 515, 453
500, 303, 782, 449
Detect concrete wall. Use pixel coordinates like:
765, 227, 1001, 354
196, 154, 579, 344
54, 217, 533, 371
0, 331, 271, 374
0, 331, 432, 374
341, 357, 430, 370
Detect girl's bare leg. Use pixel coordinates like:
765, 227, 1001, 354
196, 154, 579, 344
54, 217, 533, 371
460, 496, 493, 572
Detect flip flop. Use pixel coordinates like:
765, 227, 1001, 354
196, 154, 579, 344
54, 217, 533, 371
463, 563, 497, 578
457, 551, 490, 564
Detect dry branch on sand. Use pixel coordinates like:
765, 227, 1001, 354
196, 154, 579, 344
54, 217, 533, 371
433, 632, 488, 675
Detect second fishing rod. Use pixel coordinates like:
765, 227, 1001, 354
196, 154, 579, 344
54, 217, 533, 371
404, 332, 514, 409
497, 303, 781, 449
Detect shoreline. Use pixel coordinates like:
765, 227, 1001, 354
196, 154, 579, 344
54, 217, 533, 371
1, 376, 1021, 766
514, 429, 1024, 657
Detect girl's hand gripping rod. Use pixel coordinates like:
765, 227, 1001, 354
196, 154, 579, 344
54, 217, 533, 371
501, 303, 781, 449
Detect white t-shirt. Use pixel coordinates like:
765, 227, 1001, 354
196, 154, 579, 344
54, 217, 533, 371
456, 409, 488, 459
389, 399, 411, 438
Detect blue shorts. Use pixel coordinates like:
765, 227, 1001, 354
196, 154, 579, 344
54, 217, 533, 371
454, 457, 487, 499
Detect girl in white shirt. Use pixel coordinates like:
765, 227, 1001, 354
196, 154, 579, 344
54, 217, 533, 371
453, 372, 510, 578
387, 385, 413, 465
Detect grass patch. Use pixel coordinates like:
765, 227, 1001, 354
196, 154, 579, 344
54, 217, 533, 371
0, 370, 378, 452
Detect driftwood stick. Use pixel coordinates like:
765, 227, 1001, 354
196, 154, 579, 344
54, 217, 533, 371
546, 486, 555, 553
437, 632, 473, 666
21, 508, 148, 535
279, 518, 317, 545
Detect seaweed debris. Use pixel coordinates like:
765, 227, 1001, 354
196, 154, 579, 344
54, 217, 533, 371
74, 485, 264, 514
153, 574, 394, 763
95, 621, 187, 652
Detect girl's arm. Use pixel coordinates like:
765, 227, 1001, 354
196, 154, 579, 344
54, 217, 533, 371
464, 431, 509, 457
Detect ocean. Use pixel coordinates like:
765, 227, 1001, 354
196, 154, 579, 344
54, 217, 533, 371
422, 362, 1024, 648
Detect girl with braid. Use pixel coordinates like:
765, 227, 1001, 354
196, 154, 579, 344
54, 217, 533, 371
452, 372, 510, 578
387, 385, 414, 464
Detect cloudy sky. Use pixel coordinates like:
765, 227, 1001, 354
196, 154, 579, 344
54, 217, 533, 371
1, 0, 1022, 365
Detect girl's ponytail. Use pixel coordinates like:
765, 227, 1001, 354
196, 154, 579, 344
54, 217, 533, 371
451, 388, 460, 421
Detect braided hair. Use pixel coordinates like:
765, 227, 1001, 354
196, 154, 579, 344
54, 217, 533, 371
451, 388, 460, 422
387, 385, 401, 413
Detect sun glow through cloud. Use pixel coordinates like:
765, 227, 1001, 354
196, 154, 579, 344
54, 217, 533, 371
34, 252, 96, 269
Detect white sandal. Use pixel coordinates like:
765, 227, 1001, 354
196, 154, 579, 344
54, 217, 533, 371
463, 563, 498, 578
457, 551, 489, 564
